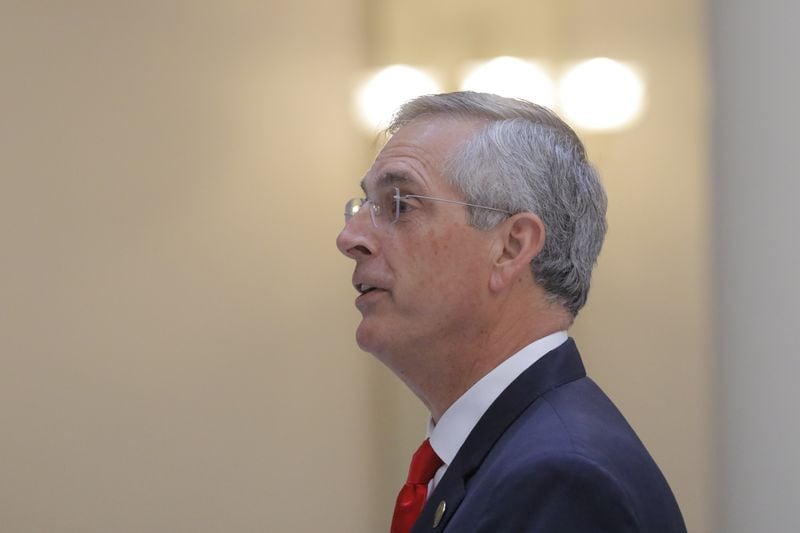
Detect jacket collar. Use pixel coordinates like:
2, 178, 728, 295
411, 338, 586, 532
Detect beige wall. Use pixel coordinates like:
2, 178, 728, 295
0, 2, 373, 532
566, 4, 713, 533
1, 1, 713, 532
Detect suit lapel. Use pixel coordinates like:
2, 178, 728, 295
411, 339, 586, 532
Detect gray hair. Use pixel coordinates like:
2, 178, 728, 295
389, 91, 607, 316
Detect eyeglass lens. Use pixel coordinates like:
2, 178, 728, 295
344, 187, 401, 228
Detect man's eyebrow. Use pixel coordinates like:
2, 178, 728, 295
360, 172, 413, 194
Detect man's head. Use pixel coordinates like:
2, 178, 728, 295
389, 92, 607, 316
336, 92, 606, 404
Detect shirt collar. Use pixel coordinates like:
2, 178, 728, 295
427, 331, 569, 466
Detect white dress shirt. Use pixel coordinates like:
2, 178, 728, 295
426, 331, 569, 494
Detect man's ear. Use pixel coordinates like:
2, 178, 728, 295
489, 213, 546, 293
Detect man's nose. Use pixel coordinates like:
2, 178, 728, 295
336, 208, 376, 260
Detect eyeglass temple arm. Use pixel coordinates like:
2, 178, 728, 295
399, 193, 512, 215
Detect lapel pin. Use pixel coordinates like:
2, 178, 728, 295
433, 500, 446, 528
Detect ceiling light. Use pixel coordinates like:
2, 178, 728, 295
355, 65, 442, 132
460, 56, 555, 108
559, 58, 645, 131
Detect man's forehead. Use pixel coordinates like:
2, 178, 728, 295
359, 117, 483, 193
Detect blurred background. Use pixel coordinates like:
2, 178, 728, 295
0, 1, 796, 532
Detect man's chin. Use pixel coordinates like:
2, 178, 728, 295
354, 319, 379, 354
354, 317, 396, 357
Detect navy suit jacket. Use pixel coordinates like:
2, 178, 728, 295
411, 339, 686, 532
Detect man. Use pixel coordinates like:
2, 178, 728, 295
336, 92, 686, 532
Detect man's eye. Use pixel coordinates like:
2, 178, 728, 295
397, 199, 414, 215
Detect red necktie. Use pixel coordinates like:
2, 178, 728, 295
390, 439, 444, 533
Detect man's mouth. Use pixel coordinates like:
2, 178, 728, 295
357, 283, 379, 295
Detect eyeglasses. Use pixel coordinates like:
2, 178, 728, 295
344, 187, 512, 228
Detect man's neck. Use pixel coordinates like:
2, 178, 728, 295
413, 311, 572, 422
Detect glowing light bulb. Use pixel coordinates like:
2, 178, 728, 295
559, 58, 645, 132
460, 56, 556, 108
355, 65, 442, 132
